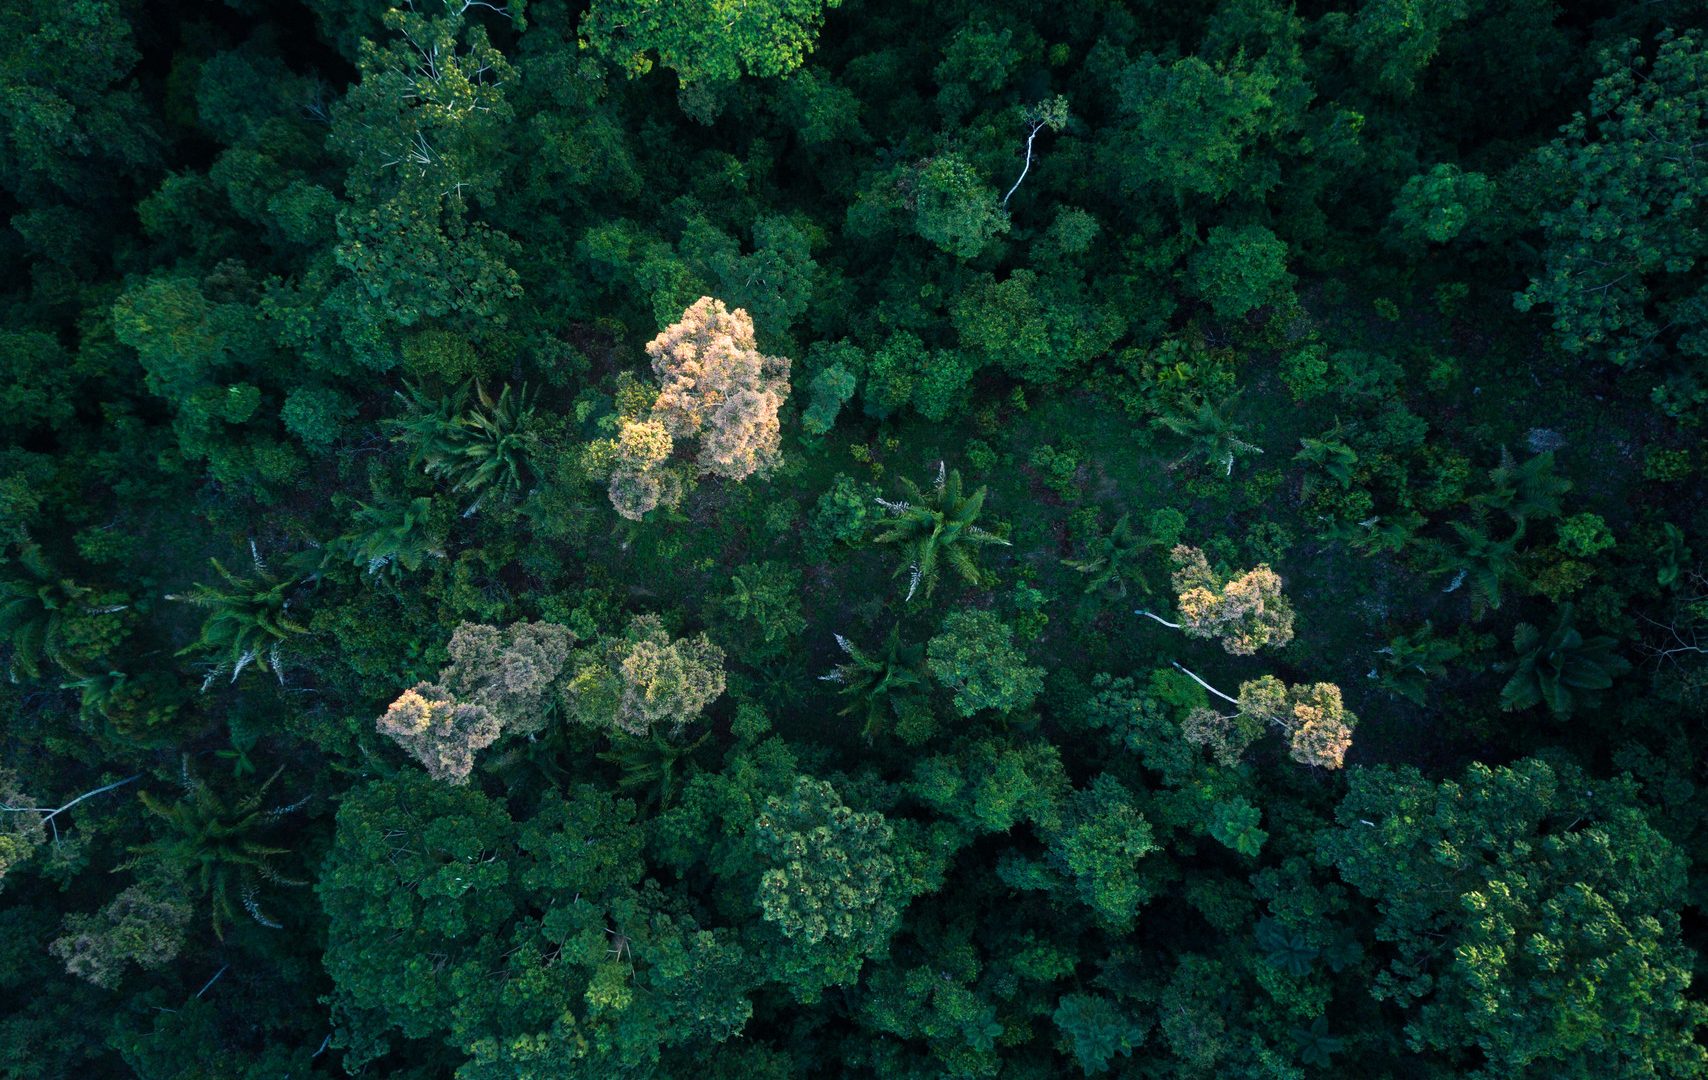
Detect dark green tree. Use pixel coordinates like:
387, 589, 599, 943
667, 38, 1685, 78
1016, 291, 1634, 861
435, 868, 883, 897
1188, 224, 1294, 320
0, 543, 128, 681
1322, 758, 1707, 1078
1433, 519, 1526, 616
750, 775, 909, 1000
1375, 622, 1464, 704
1515, 32, 1708, 380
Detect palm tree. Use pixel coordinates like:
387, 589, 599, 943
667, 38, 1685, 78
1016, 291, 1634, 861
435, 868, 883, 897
1153, 395, 1263, 476
128, 759, 306, 938
1327, 510, 1425, 556
332, 495, 446, 580
61, 667, 130, 723
821, 626, 929, 739
1481, 448, 1570, 524
0, 543, 127, 681
1374, 622, 1463, 705
390, 381, 536, 513
1499, 604, 1630, 716
1296, 435, 1358, 486
1065, 514, 1152, 599
388, 381, 463, 468
871, 463, 1010, 600
169, 543, 307, 686
597, 729, 709, 808
1434, 520, 1526, 616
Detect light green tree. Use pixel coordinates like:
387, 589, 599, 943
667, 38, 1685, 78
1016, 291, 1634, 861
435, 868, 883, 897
581, 0, 843, 86
751, 776, 906, 999
562, 614, 725, 737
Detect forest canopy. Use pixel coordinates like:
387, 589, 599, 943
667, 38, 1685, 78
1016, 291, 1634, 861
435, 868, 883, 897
3, 0, 1708, 1077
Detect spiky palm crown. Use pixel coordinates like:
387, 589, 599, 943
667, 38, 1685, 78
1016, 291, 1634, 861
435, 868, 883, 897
826, 626, 928, 739
1376, 622, 1463, 705
1441, 520, 1526, 615
389, 381, 464, 467
391, 381, 535, 509
337, 495, 445, 579
1297, 435, 1358, 485
0, 542, 124, 681
871, 465, 1010, 599
597, 728, 709, 808
129, 759, 305, 938
1153, 396, 1263, 476
1065, 514, 1149, 598
171, 546, 307, 684
61, 667, 129, 722
1483, 447, 1571, 524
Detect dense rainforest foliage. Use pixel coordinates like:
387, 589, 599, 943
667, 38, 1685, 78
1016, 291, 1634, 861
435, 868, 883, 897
5, 0, 1708, 1075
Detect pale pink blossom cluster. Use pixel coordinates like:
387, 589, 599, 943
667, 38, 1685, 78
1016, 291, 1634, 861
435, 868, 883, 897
606, 297, 792, 520
1170, 545, 1296, 655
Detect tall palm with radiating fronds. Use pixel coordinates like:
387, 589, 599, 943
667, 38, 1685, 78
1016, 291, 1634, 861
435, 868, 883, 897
1375, 622, 1464, 705
871, 463, 1010, 600
127, 758, 306, 938
1434, 520, 1526, 617
1153, 395, 1263, 476
1058, 512, 1181, 598
0, 543, 128, 681
169, 543, 307, 686
1481, 448, 1571, 524
389, 381, 536, 513
331, 495, 446, 580
597, 728, 710, 808
821, 626, 929, 739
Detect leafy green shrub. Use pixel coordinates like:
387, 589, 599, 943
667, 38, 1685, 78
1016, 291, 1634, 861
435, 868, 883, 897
927, 609, 1043, 717
281, 385, 356, 450
1557, 512, 1615, 558
1392, 164, 1493, 243
1188, 224, 1292, 320
812, 473, 881, 545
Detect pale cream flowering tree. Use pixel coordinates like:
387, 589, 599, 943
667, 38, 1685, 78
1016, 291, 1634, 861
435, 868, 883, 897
1174, 665, 1356, 770
1136, 545, 1296, 655
597, 297, 793, 520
